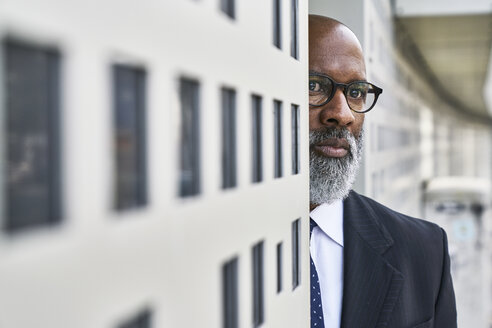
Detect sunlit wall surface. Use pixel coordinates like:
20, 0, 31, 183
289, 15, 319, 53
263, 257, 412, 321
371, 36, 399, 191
0, 0, 310, 327
310, 0, 492, 327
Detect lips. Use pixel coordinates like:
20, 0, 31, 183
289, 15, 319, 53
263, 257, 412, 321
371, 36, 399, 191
312, 137, 350, 158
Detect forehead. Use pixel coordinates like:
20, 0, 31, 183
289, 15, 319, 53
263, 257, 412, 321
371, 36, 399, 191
309, 25, 366, 82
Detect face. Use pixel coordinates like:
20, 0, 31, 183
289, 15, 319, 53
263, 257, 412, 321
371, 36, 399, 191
309, 21, 366, 140
309, 18, 366, 205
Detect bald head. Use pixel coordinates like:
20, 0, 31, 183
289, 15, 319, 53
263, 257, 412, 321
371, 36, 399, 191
309, 15, 347, 36
309, 15, 366, 79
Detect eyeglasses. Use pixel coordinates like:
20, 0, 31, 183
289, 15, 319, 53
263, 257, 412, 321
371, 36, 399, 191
309, 73, 383, 113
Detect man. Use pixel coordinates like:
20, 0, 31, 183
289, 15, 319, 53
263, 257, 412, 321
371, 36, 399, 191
308, 15, 457, 328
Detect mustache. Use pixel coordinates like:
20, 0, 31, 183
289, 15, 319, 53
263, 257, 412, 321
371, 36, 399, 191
309, 127, 356, 145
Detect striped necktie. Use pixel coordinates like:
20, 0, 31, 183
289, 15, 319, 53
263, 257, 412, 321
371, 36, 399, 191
310, 218, 325, 328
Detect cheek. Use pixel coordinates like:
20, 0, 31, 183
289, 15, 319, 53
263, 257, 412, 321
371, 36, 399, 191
308, 109, 320, 131
352, 114, 365, 136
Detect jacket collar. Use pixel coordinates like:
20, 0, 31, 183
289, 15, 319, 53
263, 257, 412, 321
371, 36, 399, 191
340, 191, 404, 328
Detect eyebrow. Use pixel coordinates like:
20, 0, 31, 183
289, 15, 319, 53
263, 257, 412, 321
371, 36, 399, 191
308, 71, 368, 82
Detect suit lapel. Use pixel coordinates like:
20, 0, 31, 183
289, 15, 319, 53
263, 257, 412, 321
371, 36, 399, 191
340, 192, 404, 328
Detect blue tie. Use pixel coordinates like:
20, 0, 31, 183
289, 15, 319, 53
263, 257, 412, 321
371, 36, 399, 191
310, 219, 325, 328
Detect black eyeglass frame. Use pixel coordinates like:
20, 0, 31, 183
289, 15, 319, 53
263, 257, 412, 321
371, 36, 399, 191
309, 73, 383, 113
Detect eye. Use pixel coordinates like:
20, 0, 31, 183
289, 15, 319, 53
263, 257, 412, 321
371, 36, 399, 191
348, 87, 366, 99
309, 80, 322, 92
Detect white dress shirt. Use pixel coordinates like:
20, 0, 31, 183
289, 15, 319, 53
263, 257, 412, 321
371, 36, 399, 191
310, 200, 344, 328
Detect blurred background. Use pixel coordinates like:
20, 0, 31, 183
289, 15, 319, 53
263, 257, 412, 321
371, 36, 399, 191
0, 0, 491, 327
310, 1, 492, 327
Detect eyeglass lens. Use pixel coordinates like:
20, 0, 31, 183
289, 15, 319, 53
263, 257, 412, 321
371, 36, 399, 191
309, 75, 379, 112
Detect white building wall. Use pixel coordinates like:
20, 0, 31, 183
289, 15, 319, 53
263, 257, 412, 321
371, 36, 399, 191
0, 0, 310, 327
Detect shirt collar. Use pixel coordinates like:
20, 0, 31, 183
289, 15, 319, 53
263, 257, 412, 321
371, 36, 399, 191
310, 200, 344, 247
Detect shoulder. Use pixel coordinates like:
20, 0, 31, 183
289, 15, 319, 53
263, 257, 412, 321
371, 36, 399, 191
346, 191, 445, 249
345, 191, 456, 323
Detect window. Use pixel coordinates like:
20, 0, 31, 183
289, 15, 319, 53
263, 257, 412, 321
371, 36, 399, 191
179, 78, 200, 197
3, 39, 62, 232
118, 308, 152, 328
291, 104, 300, 174
274, 100, 283, 178
223, 257, 239, 328
290, 0, 299, 58
252, 241, 264, 327
220, 0, 235, 19
276, 242, 283, 293
292, 218, 300, 289
273, 0, 282, 48
113, 65, 147, 210
251, 95, 263, 183
222, 87, 237, 189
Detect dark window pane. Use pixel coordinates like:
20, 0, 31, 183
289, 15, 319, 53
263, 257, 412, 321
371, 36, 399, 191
4, 39, 62, 232
251, 95, 263, 183
118, 308, 152, 328
222, 87, 237, 189
223, 257, 239, 328
179, 78, 200, 197
274, 100, 283, 178
291, 104, 300, 174
273, 0, 282, 48
252, 241, 264, 327
220, 0, 235, 19
290, 0, 299, 58
113, 65, 147, 210
292, 218, 300, 289
277, 242, 283, 293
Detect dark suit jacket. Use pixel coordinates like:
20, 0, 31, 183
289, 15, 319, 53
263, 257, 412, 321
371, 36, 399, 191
340, 191, 457, 328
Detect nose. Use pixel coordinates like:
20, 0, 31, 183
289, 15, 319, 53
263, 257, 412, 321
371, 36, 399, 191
317, 89, 355, 128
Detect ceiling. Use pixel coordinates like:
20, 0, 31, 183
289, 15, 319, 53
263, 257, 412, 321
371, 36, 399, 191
397, 14, 492, 118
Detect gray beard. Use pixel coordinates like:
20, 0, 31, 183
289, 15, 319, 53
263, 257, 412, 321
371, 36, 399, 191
309, 128, 363, 205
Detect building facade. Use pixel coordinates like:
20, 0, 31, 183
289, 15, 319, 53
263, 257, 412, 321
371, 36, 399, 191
0, 0, 310, 327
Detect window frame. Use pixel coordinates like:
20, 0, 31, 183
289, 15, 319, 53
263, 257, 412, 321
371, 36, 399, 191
3, 39, 62, 232
292, 218, 301, 289
273, 0, 282, 49
274, 100, 283, 179
112, 64, 148, 210
251, 94, 263, 183
222, 257, 239, 328
252, 241, 265, 327
178, 77, 201, 198
221, 87, 237, 190
291, 104, 300, 175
